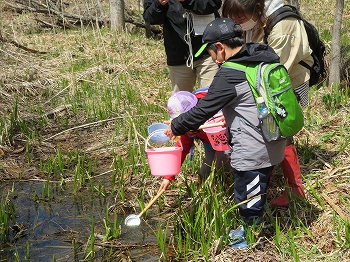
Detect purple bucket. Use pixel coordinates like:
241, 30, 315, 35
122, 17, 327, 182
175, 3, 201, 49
167, 91, 198, 119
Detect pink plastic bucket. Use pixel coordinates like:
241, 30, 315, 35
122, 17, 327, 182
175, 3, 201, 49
203, 120, 229, 151
145, 130, 183, 177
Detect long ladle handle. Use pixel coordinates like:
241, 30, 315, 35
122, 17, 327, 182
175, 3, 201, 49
197, 122, 224, 130
138, 189, 166, 217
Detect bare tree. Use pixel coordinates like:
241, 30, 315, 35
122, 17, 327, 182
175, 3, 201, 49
110, 0, 125, 31
328, 0, 344, 86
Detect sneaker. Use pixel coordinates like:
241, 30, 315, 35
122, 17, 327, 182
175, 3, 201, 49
227, 225, 249, 249
228, 239, 249, 249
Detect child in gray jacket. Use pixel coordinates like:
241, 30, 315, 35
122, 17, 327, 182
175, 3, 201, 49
164, 17, 287, 249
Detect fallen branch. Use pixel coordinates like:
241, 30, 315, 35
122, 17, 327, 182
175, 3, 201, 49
42, 113, 162, 141
4, 0, 162, 34
321, 192, 348, 222
313, 151, 333, 169
33, 17, 57, 28
43, 66, 106, 105
319, 165, 350, 181
0, 33, 48, 54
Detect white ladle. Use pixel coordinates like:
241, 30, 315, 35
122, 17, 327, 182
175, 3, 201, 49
125, 122, 224, 227
197, 122, 224, 130
124, 189, 166, 227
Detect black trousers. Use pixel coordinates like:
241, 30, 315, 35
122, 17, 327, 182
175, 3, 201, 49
234, 166, 274, 221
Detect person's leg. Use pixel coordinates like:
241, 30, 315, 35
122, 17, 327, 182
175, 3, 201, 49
271, 138, 305, 207
228, 166, 273, 249
214, 151, 232, 174
199, 145, 215, 181
199, 141, 231, 176
234, 167, 272, 221
294, 81, 309, 108
271, 82, 308, 207
168, 64, 197, 92
193, 56, 218, 88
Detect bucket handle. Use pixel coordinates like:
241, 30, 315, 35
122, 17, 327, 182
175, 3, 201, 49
145, 129, 183, 151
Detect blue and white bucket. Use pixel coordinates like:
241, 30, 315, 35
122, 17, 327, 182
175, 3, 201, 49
147, 123, 170, 144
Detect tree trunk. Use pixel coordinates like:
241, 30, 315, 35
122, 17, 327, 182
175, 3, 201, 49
328, 0, 344, 86
110, 0, 125, 32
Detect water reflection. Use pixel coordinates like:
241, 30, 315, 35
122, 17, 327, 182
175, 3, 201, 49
0, 181, 161, 261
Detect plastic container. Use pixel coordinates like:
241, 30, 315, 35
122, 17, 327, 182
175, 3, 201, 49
256, 97, 280, 142
203, 120, 229, 151
145, 130, 183, 176
167, 91, 198, 119
147, 123, 170, 144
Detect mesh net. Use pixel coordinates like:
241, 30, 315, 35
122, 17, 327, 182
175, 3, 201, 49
167, 91, 198, 119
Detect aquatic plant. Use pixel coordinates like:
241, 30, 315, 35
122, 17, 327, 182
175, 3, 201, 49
103, 207, 121, 240
111, 169, 117, 194
41, 176, 51, 201
113, 154, 126, 201
25, 142, 32, 167
84, 215, 95, 259
25, 240, 30, 259
0, 191, 16, 242
56, 147, 64, 175
171, 169, 237, 260
156, 223, 168, 260
1, 97, 20, 145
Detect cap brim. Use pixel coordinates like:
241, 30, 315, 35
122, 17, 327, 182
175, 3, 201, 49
194, 43, 209, 57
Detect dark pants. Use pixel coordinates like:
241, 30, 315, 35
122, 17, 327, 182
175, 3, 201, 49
234, 166, 273, 221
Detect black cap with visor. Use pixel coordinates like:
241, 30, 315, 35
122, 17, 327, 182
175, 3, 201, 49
195, 18, 240, 57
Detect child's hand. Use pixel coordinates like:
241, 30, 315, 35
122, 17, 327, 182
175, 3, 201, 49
164, 122, 177, 140
214, 114, 226, 127
158, 179, 171, 193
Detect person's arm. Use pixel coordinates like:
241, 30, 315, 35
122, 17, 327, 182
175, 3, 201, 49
158, 178, 172, 193
143, 0, 169, 25
169, 70, 239, 136
180, 0, 222, 15
158, 174, 176, 193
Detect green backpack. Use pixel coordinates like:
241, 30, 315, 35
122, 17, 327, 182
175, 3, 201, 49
222, 61, 304, 139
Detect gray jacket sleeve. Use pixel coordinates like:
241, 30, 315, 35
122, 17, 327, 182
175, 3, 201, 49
171, 69, 241, 135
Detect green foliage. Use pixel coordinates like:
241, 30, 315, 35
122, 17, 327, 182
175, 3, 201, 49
321, 85, 348, 115
84, 215, 96, 259
172, 171, 237, 260
320, 28, 332, 43
0, 98, 20, 145
103, 207, 121, 241
156, 223, 168, 259
345, 222, 350, 248
0, 191, 16, 241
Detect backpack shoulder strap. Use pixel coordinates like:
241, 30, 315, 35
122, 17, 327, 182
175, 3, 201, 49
222, 61, 268, 99
220, 61, 262, 134
221, 61, 261, 98
264, 5, 301, 44
221, 61, 246, 71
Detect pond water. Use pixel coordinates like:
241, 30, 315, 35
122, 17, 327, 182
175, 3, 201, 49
0, 181, 162, 261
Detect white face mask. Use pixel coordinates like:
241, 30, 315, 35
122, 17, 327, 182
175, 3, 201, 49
240, 17, 257, 31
